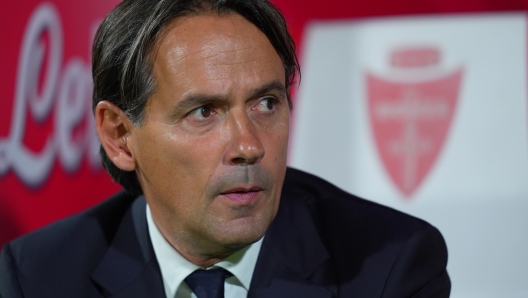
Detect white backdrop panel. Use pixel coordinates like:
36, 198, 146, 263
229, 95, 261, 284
290, 13, 528, 297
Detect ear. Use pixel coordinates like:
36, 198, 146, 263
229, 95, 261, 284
95, 101, 136, 171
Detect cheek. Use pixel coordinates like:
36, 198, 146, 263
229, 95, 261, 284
178, 133, 226, 169
139, 134, 218, 212
156, 132, 227, 200
132, 128, 192, 190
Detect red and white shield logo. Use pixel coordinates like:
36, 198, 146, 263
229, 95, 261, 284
367, 47, 463, 198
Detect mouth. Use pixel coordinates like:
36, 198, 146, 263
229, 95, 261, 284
220, 186, 264, 206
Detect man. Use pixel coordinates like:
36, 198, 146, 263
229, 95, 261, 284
0, 0, 450, 297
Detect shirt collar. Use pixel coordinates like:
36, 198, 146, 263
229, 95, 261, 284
146, 204, 263, 298
214, 235, 262, 290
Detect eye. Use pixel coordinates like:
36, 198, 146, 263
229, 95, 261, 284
253, 97, 277, 112
188, 105, 214, 120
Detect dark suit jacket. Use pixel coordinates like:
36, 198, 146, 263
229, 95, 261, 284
0, 168, 450, 297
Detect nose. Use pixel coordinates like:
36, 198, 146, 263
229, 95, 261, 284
224, 111, 265, 166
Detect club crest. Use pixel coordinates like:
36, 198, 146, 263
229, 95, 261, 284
367, 47, 463, 198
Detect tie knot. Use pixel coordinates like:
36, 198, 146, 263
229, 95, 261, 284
185, 268, 232, 298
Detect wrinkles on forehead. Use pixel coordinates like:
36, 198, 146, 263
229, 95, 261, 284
153, 14, 258, 61
149, 12, 282, 96
162, 35, 266, 78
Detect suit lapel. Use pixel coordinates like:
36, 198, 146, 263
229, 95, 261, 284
249, 180, 337, 298
91, 196, 165, 298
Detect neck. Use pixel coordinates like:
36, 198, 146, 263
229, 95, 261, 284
150, 210, 244, 268
174, 248, 229, 268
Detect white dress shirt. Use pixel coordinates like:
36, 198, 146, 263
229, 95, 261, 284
146, 205, 263, 298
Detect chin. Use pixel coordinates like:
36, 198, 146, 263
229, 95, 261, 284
215, 216, 271, 249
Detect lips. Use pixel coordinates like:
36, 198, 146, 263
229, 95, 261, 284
220, 186, 263, 205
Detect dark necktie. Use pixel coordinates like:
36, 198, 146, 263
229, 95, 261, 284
184, 268, 233, 298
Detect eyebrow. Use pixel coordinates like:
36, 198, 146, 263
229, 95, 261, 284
248, 80, 286, 99
169, 80, 286, 118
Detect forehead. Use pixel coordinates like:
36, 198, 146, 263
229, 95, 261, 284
156, 12, 273, 57
150, 13, 284, 94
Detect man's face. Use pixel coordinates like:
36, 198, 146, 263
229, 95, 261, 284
127, 13, 289, 261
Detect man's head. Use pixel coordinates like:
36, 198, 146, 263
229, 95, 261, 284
92, 0, 297, 195
92, 0, 298, 266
